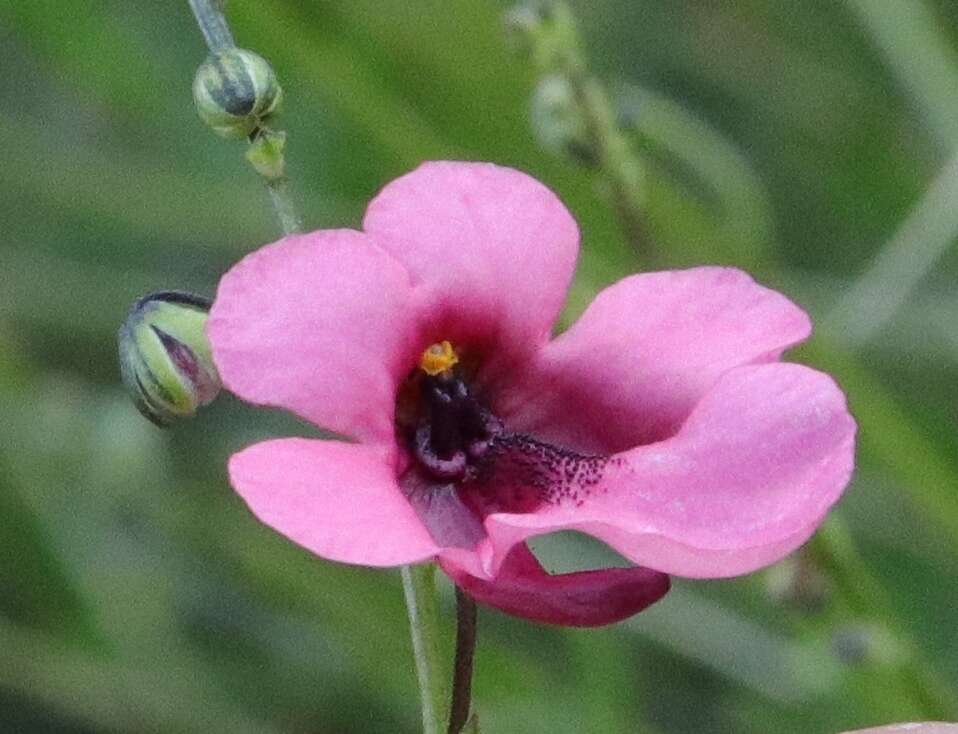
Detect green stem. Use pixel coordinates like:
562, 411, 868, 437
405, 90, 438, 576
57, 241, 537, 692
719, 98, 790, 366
825, 149, 958, 346
567, 72, 647, 258
523, 2, 650, 261
186, 0, 303, 235
187, 0, 234, 53
844, 0, 958, 152
401, 564, 449, 734
265, 176, 303, 236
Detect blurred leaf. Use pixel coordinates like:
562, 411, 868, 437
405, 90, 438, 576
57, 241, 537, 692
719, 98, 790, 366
0, 468, 94, 641
846, 0, 958, 152
0, 617, 284, 734
621, 83, 775, 269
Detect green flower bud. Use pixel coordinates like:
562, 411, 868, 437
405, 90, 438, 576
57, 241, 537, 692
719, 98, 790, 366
192, 48, 282, 138
530, 74, 596, 166
504, 2, 580, 73
503, 3, 549, 56
117, 291, 221, 427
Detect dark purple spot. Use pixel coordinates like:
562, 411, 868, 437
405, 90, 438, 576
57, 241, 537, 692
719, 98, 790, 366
460, 433, 613, 514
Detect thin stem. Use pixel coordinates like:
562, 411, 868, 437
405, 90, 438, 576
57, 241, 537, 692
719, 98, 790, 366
266, 176, 303, 235
187, 0, 235, 52
825, 149, 958, 347
185, 0, 303, 235
844, 0, 958, 152
447, 588, 477, 734
401, 565, 449, 734
567, 72, 647, 258
522, 2, 650, 261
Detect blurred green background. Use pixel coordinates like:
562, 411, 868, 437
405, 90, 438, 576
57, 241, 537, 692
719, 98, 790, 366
2, 1, 958, 732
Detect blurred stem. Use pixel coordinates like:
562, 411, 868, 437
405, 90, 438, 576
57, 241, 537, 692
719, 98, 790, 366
402, 564, 449, 734
845, 0, 958, 152
448, 588, 477, 734
571, 73, 647, 260
810, 517, 958, 719
618, 83, 775, 265
809, 519, 887, 616
520, 1, 650, 261
825, 149, 958, 347
186, 0, 302, 235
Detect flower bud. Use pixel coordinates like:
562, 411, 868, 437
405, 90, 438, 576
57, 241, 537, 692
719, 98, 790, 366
117, 291, 221, 426
245, 128, 287, 180
831, 625, 871, 665
831, 624, 901, 666
504, 2, 580, 73
764, 553, 828, 613
503, 3, 549, 56
530, 74, 596, 166
192, 48, 282, 138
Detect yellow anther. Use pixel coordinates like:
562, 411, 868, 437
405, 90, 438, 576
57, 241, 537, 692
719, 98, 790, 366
420, 341, 459, 376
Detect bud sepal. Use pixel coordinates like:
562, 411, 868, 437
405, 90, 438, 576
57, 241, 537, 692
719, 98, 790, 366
245, 128, 287, 180
117, 291, 221, 426
192, 48, 282, 139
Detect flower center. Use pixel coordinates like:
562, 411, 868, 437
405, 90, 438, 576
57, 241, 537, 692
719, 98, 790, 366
401, 341, 613, 516
412, 342, 502, 481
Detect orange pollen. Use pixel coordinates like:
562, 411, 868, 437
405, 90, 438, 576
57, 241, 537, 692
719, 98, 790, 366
419, 340, 459, 376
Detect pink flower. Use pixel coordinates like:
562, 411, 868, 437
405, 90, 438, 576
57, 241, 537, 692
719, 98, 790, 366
208, 161, 856, 626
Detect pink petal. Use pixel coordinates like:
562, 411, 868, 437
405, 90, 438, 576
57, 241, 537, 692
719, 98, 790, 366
362, 161, 578, 384
499, 267, 812, 453
208, 230, 422, 444
484, 363, 856, 578
440, 543, 669, 627
229, 438, 438, 567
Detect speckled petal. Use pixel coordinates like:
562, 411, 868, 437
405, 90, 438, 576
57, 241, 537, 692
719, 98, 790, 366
483, 363, 856, 578
499, 267, 812, 453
